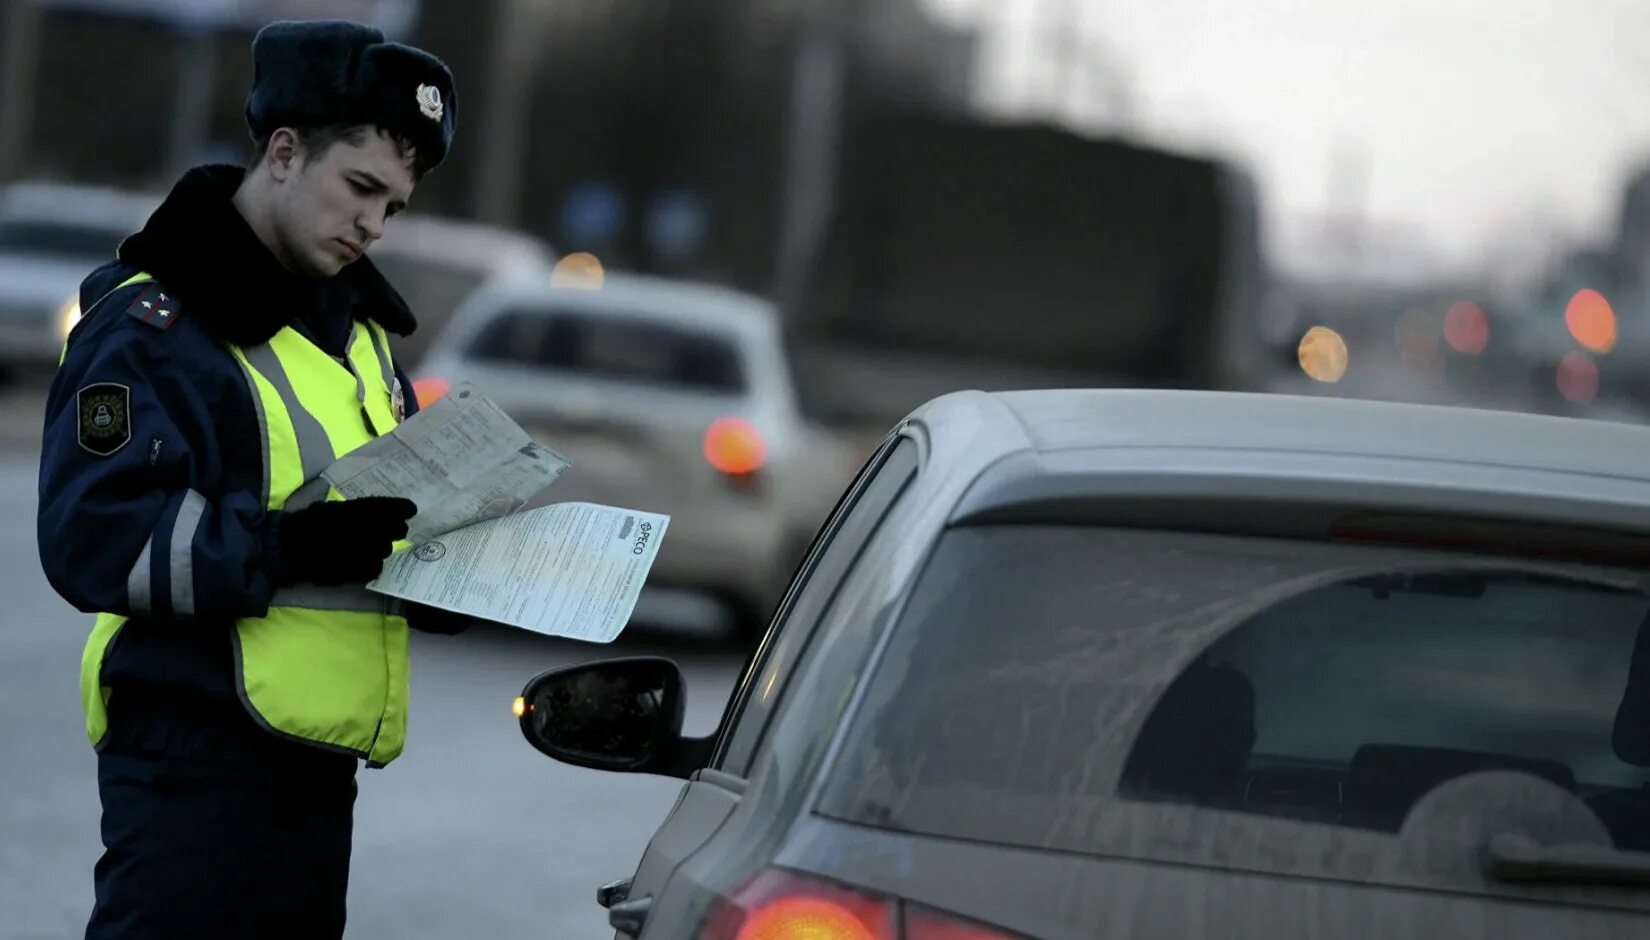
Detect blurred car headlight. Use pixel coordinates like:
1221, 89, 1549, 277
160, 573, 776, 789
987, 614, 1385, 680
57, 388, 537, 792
58, 295, 81, 341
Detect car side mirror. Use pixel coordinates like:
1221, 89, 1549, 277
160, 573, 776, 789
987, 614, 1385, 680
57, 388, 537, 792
516, 656, 712, 778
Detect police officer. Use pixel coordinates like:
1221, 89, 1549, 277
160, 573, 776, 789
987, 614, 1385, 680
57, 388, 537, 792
38, 20, 469, 940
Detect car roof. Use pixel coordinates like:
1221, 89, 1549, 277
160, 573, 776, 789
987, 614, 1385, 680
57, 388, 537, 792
465, 272, 779, 338
993, 388, 1650, 477
912, 389, 1650, 536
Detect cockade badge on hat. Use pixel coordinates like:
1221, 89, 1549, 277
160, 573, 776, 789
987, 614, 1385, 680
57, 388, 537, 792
416, 84, 443, 122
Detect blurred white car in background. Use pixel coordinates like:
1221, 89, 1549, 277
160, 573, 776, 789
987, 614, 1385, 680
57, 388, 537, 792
0, 181, 158, 380
416, 272, 860, 640
367, 213, 557, 370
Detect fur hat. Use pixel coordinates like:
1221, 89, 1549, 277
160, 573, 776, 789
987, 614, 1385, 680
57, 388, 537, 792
245, 20, 457, 172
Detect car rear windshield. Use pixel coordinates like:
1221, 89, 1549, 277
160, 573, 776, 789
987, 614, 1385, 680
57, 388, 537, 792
464, 309, 747, 394
818, 526, 1650, 855
0, 220, 128, 259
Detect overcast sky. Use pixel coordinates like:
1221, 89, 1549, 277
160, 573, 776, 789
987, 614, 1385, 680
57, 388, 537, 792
923, 0, 1650, 277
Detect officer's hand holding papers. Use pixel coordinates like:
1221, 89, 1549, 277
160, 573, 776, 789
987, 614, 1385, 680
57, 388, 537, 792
319, 382, 669, 643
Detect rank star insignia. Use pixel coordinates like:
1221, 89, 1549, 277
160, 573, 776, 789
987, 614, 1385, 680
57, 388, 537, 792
416, 84, 443, 121
123, 284, 181, 330
76, 382, 132, 456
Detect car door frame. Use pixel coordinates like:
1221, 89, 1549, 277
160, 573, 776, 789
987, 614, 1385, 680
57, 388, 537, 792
608, 424, 924, 938
709, 424, 923, 776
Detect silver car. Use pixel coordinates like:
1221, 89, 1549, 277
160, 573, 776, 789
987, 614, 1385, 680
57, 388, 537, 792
518, 389, 1650, 939
0, 181, 157, 377
419, 273, 857, 638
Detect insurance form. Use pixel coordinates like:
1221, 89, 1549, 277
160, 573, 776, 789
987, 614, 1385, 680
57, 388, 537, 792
323, 382, 669, 642
369, 503, 669, 643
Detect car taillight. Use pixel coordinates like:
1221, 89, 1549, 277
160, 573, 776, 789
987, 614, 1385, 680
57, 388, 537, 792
699, 869, 1019, 940
704, 417, 767, 476
701, 870, 893, 940
412, 376, 451, 409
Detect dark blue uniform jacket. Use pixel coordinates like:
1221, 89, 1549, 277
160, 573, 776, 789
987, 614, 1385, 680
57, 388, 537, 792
38, 165, 442, 717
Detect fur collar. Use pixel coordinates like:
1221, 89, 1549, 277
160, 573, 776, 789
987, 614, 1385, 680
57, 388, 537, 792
118, 164, 416, 346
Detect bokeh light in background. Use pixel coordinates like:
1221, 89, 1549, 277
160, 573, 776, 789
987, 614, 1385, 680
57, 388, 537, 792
550, 252, 606, 289
1442, 301, 1489, 355
1565, 289, 1617, 354
412, 376, 452, 409
1395, 308, 1439, 366
1297, 326, 1348, 383
703, 417, 767, 475
1556, 351, 1600, 404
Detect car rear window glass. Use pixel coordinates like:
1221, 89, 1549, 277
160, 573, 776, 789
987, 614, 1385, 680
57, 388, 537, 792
0, 220, 129, 258
465, 309, 747, 393
819, 526, 1650, 856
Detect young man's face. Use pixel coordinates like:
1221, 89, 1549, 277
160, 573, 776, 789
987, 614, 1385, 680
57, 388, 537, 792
272, 128, 415, 277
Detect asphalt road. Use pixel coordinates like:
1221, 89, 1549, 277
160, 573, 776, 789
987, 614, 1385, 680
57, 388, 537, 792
0, 433, 746, 940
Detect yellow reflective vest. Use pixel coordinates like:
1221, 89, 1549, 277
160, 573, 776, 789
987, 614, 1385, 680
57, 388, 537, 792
78, 272, 414, 766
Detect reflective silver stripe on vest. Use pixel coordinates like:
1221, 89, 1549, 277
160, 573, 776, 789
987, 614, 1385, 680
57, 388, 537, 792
286, 476, 331, 510
269, 584, 398, 614
240, 344, 335, 510
344, 351, 368, 409
367, 325, 396, 392
231, 355, 273, 508
126, 539, 153, 614
170, 490, 207, 616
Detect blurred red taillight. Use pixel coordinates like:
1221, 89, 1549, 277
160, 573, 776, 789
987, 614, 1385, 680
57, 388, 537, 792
704, 417, 767, 476
412, 376, 451, 409
698, 869, 1019, 940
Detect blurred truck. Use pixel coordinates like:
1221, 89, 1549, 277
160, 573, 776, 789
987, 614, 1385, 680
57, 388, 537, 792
778, 108, 1270, 439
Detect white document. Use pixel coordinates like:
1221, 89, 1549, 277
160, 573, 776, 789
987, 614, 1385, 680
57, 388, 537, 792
321, 382, 571, 542
368, 503, 670, 644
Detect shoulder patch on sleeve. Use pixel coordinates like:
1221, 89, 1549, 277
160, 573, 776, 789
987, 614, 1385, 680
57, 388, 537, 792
77, 382, 132, 456
122, 285, 182, 331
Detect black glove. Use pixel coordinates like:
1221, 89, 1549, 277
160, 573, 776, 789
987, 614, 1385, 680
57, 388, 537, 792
273, 497, 417, 587
406, 602, 474, 635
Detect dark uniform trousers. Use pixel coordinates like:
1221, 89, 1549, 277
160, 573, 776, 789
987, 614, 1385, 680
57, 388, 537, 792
86, 696, 358, 940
